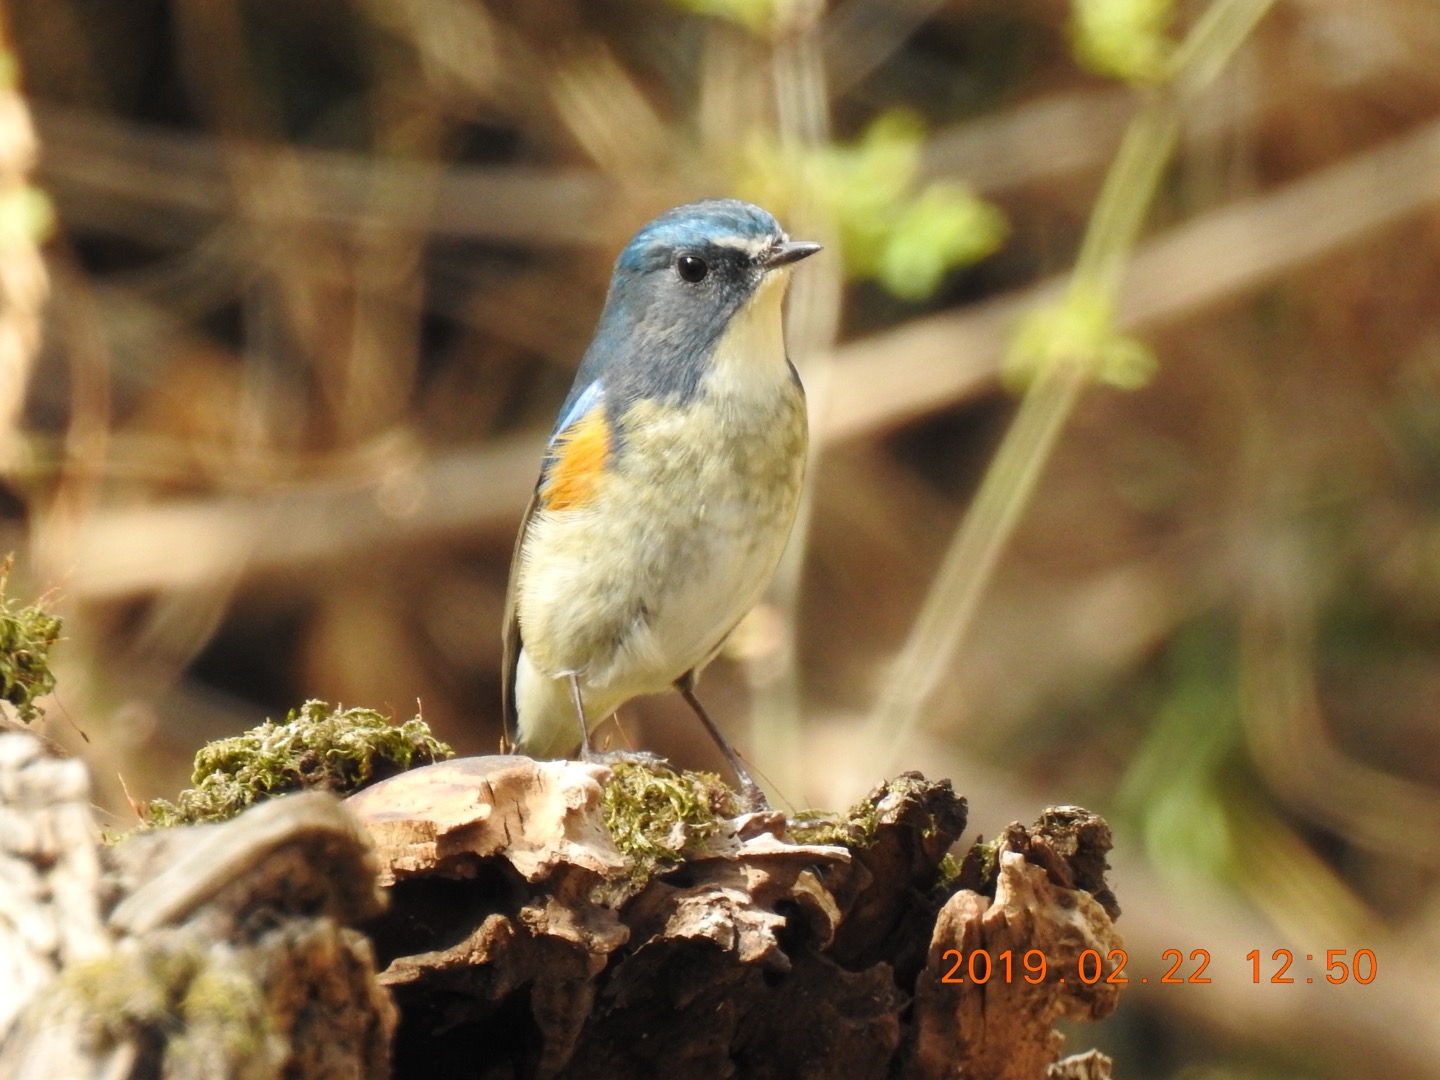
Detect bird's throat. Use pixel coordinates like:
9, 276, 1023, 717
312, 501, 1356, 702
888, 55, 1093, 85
702, 269, 794, 396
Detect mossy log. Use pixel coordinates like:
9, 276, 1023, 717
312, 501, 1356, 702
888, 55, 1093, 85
0, 732, 1124, 1079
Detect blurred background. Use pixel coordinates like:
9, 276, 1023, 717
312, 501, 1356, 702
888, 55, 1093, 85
3, 0, 1439, 1075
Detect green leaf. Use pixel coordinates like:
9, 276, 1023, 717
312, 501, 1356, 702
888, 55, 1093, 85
0, 188, 54, 247
1070, 0, 1176, 84
737, 110, 1008, 301
668, 0, 784, 37
1006, 288, 1157, 388
877, 183, 1007, 300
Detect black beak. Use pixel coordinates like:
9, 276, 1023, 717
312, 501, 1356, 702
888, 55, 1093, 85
763, 240, 822, 269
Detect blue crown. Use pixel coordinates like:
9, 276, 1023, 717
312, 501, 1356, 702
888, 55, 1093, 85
557, 199, 805, 418
617, 199, 785, 273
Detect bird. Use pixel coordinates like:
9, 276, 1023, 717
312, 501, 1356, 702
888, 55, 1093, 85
501, 198, 820, 807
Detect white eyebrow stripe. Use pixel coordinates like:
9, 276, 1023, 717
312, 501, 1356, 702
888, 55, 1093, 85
708, 234, 778, 256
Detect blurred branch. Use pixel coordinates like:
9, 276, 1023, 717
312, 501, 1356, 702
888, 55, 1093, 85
32, 104, 610, 246
823, 105, 1440, 444
0, 17, 50, 466
1108, 842, 1438, 1077
861, 0, 1278, 768
1239, 522, 1440, 863
924, 87, 1137, 191
821, 0, 950, 97
61, 436, 538, 599
747, 5, 839, 800
52, 107, 1440, 599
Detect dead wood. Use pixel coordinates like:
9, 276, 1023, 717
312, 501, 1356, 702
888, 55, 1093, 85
0, 732, 108, 1043
348, 757, 1122, 1080
0, 731, 394, 1080
910, 810, 1124, 1080
0, 738, 1123, 1079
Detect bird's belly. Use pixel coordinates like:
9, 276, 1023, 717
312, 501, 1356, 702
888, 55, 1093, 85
516, 388, 805, 699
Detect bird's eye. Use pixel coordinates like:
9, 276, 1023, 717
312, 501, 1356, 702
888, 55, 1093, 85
676, 255, 709, 283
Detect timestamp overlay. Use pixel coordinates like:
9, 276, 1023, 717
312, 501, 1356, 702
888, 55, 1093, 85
935, 947, 1378, 991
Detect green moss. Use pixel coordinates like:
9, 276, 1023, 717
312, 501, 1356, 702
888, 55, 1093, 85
937, 852, 963, 886
788, 796, 882, 850
173, 963, 277, 1073
144, 700, 453, 826
954, 835, 1004, 896
66, 945, 203, 1049
65, 941, 277, 1075
0, 557, 62, 724
601, 760, 741, 878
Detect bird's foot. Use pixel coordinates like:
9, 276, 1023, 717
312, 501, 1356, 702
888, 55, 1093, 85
735, 780, 771, 815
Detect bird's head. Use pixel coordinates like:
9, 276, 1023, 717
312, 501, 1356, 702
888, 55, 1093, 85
580, 199, 821, 400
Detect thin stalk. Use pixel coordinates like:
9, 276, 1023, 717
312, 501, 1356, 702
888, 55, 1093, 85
746, 14, 841, 800
863, 0, 1278, 771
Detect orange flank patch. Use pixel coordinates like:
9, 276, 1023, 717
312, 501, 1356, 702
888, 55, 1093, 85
540, 406, 611, 510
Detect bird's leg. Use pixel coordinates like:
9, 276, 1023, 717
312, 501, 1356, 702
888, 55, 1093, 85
567, 672, 594, 759
565, 674, 666, 769
674, 672, 770, 811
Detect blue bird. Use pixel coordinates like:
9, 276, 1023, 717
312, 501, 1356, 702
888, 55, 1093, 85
501, 199, 820, 807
